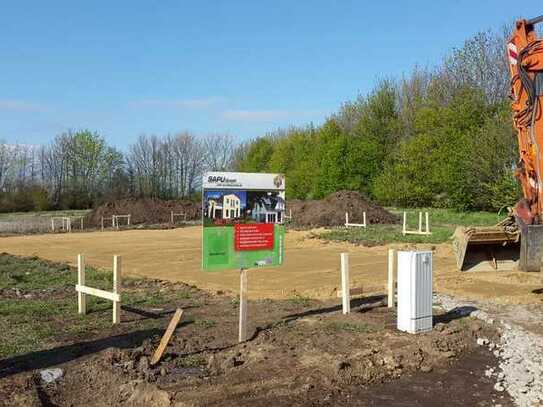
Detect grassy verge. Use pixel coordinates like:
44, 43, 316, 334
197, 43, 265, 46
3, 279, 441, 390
0, 209, 91, 221
317, 207, 501, 246
0, 254, 194, 359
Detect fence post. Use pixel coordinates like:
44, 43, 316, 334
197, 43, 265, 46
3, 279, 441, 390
78, 254, 87, 314
388, 249, 395, 308
171, 211, 174, 224
51, 218, 55, 232
363, 211, 367, 227
402, 212, 407, 236
341, 253, 350, 314
345, 212, 349, 227
113, 255, 121, 324
425, 212, 430, 234
418, 212, 423, 233
128, 215, 131, 226
238, 268, 248, 342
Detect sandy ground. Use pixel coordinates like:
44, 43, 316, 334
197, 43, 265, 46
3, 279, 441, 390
1, 226, 542, 303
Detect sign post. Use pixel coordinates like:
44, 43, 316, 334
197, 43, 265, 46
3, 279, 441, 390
238, 268, 248, 342
202, 172, 286, 343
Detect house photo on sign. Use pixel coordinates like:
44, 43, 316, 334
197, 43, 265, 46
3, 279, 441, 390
202, 172, 286, 271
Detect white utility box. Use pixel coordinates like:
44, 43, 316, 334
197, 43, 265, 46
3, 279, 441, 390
397, 251, 433, 334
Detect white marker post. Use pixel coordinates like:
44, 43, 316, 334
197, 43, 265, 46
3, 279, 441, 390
113, 255, 122, 324
388, 249, 395, 308
238, 268, 248, 342
341, 253, 350, 314
77, 254, 86, 314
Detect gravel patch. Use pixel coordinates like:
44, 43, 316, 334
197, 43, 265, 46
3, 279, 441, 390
435, 294, 543, 407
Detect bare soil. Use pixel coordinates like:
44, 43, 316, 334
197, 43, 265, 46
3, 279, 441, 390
289, 191, 399, 228
2, 227, 543, 304
84, 198, 201, 228
0, 278, 510, 406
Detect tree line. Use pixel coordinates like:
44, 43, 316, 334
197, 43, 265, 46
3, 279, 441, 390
233, 27, 521, 211
1, 25, 520, 213
0, 132, 235, 212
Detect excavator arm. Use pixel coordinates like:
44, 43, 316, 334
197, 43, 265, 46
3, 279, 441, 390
453, 15, 543, 272
508, 15, 543, 225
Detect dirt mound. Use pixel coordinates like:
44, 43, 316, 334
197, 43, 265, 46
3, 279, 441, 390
84, 198, 201, 227
289, 190, 398, 228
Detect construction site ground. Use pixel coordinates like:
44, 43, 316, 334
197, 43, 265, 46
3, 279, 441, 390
2, 226, 543, 405
1, 226, 542, 305
0, 253, 512, 406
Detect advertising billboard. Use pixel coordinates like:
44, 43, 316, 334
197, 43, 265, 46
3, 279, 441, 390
202, 172, 285, 271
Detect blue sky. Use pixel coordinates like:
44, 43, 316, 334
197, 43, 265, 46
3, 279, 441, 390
0, 1, 540, 148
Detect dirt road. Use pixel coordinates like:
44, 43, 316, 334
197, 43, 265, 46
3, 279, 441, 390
1, 226, 542, 303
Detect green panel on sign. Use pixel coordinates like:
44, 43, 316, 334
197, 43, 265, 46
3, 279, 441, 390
202, 225, 285, 271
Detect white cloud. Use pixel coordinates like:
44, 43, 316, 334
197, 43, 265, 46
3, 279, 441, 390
221, 109, 322, 123
0, 100, 45, 112
129, 97, 221, 110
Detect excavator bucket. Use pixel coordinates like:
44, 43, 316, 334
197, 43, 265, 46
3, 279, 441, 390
517, 218, 543, 271
452, 226, 520, 272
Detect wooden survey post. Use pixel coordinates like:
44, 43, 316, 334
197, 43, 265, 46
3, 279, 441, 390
76, 254, 122, 324
113, 255, 121, 324
340, 253, 350, 314
388, 249, 395, 308
77, 254, 86, 314
238, 268, 248, 342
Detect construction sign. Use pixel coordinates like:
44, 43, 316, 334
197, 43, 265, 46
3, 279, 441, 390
202, 172, 286, 271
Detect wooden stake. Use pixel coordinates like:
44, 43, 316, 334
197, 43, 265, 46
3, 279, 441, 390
425, 212, 430, 234
238, 268, 248, 342
77, 254, 87, 314
150, 308, 183, 366
345, 212, 349, 227
418, 212, 422, 233
341, 253, 350, 314
171, 211, 174, 224
101, 216, 104, 231
388, 249, 395, 308
113, 255, 121, 324
402, 212, 407, 236
363, 211, 367, 227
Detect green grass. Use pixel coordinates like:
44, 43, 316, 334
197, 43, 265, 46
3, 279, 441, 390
0, 254, 190, 359
288, 293, 313, 307
179, 354, 206, 367
194, 318, 216, 329
387, 207, 502, 227
326, 321, 376, 333
0, 209, 90, 221
318, 207, 502, 246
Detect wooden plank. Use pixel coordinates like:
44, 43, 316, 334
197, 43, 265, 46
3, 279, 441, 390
341, 253, 350, 314
150, 308, 183, 365
113, 255, 122, 324
238, 269, 248, 342
77, 254, 86, 314
336, 287, 363, 298
76, 284, 120, 302
388, 249, 395, 308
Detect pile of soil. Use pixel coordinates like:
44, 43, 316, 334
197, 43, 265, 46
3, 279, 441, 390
84, 198, 201, 228
289, 190, 399, 228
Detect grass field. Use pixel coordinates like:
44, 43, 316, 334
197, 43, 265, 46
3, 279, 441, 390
0, 209, 90, 221
0, 209, 91, 234
0, 254, 196, 359
318, 207, 502, 246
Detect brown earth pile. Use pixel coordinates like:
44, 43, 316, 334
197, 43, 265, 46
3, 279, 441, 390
289, 190, 398, 227
84, 198, 201, 227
